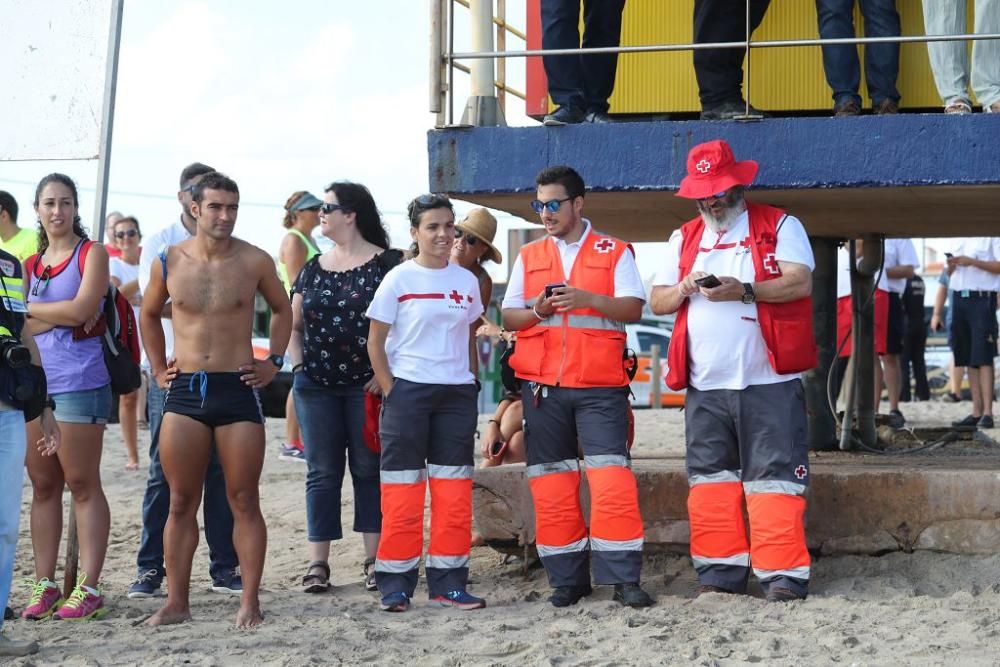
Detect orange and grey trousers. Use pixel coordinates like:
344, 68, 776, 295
374, 378, 479, 598
522, 384, 645, 588
685, 379, 811, 598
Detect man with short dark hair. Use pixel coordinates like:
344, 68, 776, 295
143, 172, 291, 628
652, 139, 816, 602
129, 163, 239, 599
501, 165, 653, 609
0, 191, 37, 263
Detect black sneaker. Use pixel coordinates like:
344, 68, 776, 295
211, 568, 243, 596
584, 110, 613, 123
613, 582, 654, 608
942, 392, 961, 403
127, 569, 163, 599
888, 409, 906, 428
766, 586, 806, 602
3, 605, 14, 620
548, 584, 592, 607
952, 414, 979, 427
700, 100, 765, 120
978, 415, 995, 429
697, 584, 736, 597
543, 105, 586, 126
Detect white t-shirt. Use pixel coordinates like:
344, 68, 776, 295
110, 257, 142, 344
502, 219, 646, 308
948, 237, 1000, 292
883, 238, 920, 294
652, 210, 814, 391
836, 245, 890, 298
366, 259, 484, 385
138, 219, 193, 368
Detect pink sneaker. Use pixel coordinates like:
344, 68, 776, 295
21, 578, 64, 620
54, 575, 107, 621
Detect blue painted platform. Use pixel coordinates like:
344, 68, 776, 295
428, 114, 1000, 240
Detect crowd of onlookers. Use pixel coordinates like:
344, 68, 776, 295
539, 0, 1000, 124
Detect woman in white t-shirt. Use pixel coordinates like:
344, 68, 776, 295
108, 215, 143, 471
366, 193, 484, 613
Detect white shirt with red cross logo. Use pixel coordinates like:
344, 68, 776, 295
654, 210, 814, 391
366, 259, 483, 385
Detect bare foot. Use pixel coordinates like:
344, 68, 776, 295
235, 603, 263, 629
145, 604, 191, 626
126, 459, 139, 471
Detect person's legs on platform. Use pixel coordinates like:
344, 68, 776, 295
922, 0, 971, 109
816, 0, 863, 113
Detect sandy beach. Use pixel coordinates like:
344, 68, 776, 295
6, 398, 1000, 666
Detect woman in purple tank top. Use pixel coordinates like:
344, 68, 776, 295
20, 174, 112, 621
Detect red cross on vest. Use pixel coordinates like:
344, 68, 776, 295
594, 238, 615, 253
448, 290, 464, 304
739, 236, 752, 249
794, 465, 807, 480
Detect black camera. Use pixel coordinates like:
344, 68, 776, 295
0, 335, 31, 369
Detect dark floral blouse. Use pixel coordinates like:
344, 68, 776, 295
292, 251, 399, 386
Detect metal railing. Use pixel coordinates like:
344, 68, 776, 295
430, 0, 1000, 127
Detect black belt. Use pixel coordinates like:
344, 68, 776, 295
955, 290, 996, 298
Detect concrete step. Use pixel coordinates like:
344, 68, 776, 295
474, 452, 1000, 557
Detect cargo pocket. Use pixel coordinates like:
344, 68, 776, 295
508, 326, 546, 376
575, 331, 627, 386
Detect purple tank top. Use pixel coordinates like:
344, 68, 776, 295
29, 240, 109, 394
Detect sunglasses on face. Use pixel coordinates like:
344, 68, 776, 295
530, 197, 573, 214
454, 229, 478, 246
180, 184, 197, 194
320, 203, 350, 215
32, 266, 51, 297
115, 229, 138, 239
697, 190, 730, 202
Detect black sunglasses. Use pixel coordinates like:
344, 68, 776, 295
180, 184, 197, 194
115, 229, 139, 239
320, 203, 350, 215
454, 228, 478, 246
32, 266, 52, 297
414, 193, 451, 208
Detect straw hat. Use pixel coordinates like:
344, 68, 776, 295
457, 208, 503, 264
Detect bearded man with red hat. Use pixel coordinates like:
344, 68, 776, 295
651, 139, 817, 602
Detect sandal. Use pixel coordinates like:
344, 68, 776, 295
363, 558, 377, 592
301, 560, 331, 593
944, 99, 972, 115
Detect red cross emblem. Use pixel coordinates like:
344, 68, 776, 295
763, 252, 780, 276
794, 465, 807, 480
696, 159, 712, 174
594, 238, 615, 253
448, 290, 464, 304
739, 236, 752, 249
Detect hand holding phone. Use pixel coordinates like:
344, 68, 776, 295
544, 283, 566, 299
694, 274, 722, 289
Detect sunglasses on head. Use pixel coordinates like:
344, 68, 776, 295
180, 184, 197, 194
530, 197, 573, 214
115, 229, 138, 239
32, 266, 51, 297
454, 228, 478, 245
414, 193, 451, 208
320, 203, 350, 215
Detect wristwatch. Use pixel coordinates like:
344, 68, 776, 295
741, 282, 756, 305
45, 395, 56, 411
267, 354, 284, 369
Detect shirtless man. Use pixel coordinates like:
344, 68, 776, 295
141, 172, 292, 628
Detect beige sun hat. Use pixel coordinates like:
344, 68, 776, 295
456, 207, 503, 264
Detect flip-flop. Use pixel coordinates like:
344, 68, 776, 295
301, 560, 331, 593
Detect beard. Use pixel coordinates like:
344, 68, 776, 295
698, 191, 746, 232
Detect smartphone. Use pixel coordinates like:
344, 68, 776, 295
544, 283, 566, 298
694, 274, 722, 289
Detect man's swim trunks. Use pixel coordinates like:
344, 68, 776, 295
164, 371, 265, 427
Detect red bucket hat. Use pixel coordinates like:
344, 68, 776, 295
676, 140, 759, 199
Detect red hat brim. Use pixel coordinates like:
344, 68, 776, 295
676, 159, 759, 199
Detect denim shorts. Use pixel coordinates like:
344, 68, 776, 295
52, 384, 113, 424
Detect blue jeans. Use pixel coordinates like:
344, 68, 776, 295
135, 379, 236, 580
293, 374, 381, 541
0, 409, 26, 632
816, 0, 901, 105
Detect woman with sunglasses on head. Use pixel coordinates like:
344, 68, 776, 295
366, 193, 485, 613
288, 182, 401, 594
277, 191, 323, 463
21, 173, 112, 621
109, 216, 143, 471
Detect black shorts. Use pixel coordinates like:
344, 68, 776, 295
950, 293, 999, 368
885, 292, 905, 355
164, 371, 264, 428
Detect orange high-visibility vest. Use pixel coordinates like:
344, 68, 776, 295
509, 231, 632, 388
666, 202, 817, 391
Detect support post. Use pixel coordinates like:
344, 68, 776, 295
804, 237, 838, 450
650, 344, 661, 410
460, 0, 506, 126
92, 0, 124, 245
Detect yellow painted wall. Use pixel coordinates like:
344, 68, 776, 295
606, 1, 973, 113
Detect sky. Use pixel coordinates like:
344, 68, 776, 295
0, 1, 946, 287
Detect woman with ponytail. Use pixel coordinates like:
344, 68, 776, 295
276, 191, 322, 462
21, 173, 112, 621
